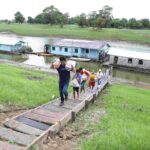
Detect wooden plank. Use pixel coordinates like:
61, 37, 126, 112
72, 100, 85, 113
68, 99, 83, 104
44, 104, 71, 113
25, 122, 60, 150
52, 101, 77, 110
16, 116, 50, 131
0, 127, 36, 146
32, 108, 65, 119
81, 92, 93, 100
0, 141, 25, 150
4, 120, 43, 136
24, 112, 58, 125
59, 112, 72, 128
68, 95, 85, 101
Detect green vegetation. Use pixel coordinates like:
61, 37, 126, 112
0, 64, 59, 107
81, 84, 150, 150
0, 23, 150, 45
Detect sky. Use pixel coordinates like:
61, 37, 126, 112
0, 0, 150, 20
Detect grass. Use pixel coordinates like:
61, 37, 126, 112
0, 23, 150, 45
0, 64, 60, 107
81, 84, 150, 150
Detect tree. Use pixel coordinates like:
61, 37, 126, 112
14, 11, 25, 23
97, 5, 113, 28
98, 5, 113, 19
27, 16, 34, 24
34, 13, 44, 24
120, 18, 128, 28
128, 18, 138, 29
87, 11, 97, 27
77, 13, 87, 27
63, 13, 69, 24
96, 17, 106, 28
42, 5, 62, 25
140, 18, 150, 28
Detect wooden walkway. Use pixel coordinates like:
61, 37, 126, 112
0, 70, 110, 150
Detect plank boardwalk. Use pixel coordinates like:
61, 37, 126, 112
0, 70, 110, 150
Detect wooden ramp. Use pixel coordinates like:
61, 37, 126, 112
0, 70, 110, 150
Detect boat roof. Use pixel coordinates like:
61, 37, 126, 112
108, 47, 150, 61
0, 40, 25, 45
50, 39, 108, 50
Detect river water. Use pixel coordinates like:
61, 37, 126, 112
0, 33, 150, 84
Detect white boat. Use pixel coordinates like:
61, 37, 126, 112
69, 57, 91, 62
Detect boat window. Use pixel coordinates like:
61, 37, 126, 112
52, 47, 55, 50
113, 56, 118, 64
138, 59, 143, 65
86, 49, 89, 53
75, 48, 78, 53
128, 58, 132, 64
65, 48, 68, 52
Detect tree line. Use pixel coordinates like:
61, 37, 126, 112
1, 5, 150, 29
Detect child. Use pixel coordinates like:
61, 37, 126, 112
88, 71, 96, 90
96, 69, 103, 85
71, 69, 82, 100
79, 68, 90, 93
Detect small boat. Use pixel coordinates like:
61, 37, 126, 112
69, 57, 91, 62
0, 41, 33, 54
37, 52, 53, 57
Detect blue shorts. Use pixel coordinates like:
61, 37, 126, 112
81, 80, 86, 87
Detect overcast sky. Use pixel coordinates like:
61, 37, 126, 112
1, 0, 150, 20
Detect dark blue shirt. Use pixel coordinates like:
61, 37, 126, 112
57, 64, 70, 84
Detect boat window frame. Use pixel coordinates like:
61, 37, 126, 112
138, 59, 143, 65
128, 58, 132, 64
52, 46, 55, 51
86, 49, 89, 54
64, 47, 68, 52
75, 48, 78, 53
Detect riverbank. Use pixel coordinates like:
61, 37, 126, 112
42, 84, 150, 150
0, 23, 150, 46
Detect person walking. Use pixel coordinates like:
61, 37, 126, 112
71, 69, 82, 100
88, 71, 96, 91
96, 69, 103, 85
51, 56, 75, 106
79, 68, 90, 93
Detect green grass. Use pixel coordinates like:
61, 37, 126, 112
81, 84, 150, 150
0, 64, 60, 107
0, 23, 150, 45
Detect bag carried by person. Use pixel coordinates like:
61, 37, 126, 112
81, 74, 88, 81
70, 78, 80, 87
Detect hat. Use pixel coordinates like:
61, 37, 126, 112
99, 69, 101, 72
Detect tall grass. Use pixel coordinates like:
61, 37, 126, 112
81, 84, 150, 150
0, 23, 150, 45
0, 64, 59, 107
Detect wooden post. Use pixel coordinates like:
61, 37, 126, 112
92, 94, 96, 103
85, 100, 89, 110
49, 129, 56, 139
71, 111, 76, 122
